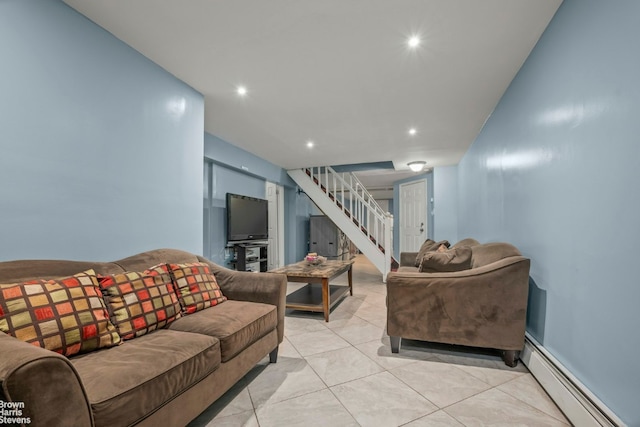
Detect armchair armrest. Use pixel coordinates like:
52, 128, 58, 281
386, 256, 531, 351
197, 257, 287, 343
0, 334, 93, 427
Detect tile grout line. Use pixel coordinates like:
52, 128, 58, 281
245, 255, 568, 427
324, 383, 364, 426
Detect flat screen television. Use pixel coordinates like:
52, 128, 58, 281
226, 193, 269, 242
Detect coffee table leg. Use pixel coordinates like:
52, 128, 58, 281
322, 277, 330, 322
348, 264, 353, 296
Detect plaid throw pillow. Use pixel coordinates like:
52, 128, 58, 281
167, 262, 226, 314
0, 270, 121, 357
98, 264, 182, 340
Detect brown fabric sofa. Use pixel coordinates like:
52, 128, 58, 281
0, 248, 287, 427
387, 240, 530, 367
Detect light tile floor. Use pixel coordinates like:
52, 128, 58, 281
190, 255, 571, 427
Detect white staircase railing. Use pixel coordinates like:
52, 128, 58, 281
288, 166, 394, 281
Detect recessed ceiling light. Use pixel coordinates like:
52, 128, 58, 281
408, 128, 417, 136
407, 36, 421, 48
306, 140, 314, 148
236, 85, 248, 96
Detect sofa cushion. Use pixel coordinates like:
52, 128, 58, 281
168, 299, 277, 362
415, 239, 450, 267
98, 264, 182, 340
167, 262, 227, 314
397, 266, 419, 273
471, 242, 522, 268
70, 329, 220, 427
419, 247, 473, 272
0, 270, 121, 357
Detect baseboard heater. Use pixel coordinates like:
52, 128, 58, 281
522, 334, 625, 427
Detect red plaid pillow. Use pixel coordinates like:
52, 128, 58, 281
0, 270, 120, 356
98, 264, 182, 340
166, 262, 226, 314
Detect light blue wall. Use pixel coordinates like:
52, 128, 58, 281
457, 0, 640, 424
204, 133, 291, 185
203, 133, 313, 266
433, 166, 458, 243
203, 159, 266, 266
0, 0, 204, 261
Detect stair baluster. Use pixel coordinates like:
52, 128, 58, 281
288, 166, 395, 281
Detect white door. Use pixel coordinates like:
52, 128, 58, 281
265, 182, 285, 269
399, 180, 427, 252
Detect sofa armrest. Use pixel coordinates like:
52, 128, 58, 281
399, 252, 419, 267
197, 257, 288, 343
0, 334, 93, 427
389, 256, 527, 280
386, 256, 531, 350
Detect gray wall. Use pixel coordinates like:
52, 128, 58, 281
457, 0, 640, 424
0, 0, 204, 261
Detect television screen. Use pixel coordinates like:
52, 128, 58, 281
226, 193, 269, 242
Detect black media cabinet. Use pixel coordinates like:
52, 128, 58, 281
229, 242, 268, 272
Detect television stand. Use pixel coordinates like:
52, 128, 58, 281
229, 242, 268, 272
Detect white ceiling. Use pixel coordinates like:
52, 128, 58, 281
64, 0, 561, 186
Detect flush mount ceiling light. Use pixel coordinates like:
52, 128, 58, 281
236, 85, 248, 96
306, 140, 314, 148
408, 127, 417, 136
408, 161, 426, 172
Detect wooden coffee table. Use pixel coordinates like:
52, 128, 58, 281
270, 260, 353, 322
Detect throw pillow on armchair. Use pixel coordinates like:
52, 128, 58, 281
419, 247, 472, 273
414, 239, 450, 267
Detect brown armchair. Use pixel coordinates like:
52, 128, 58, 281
386, 242, 530, 367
